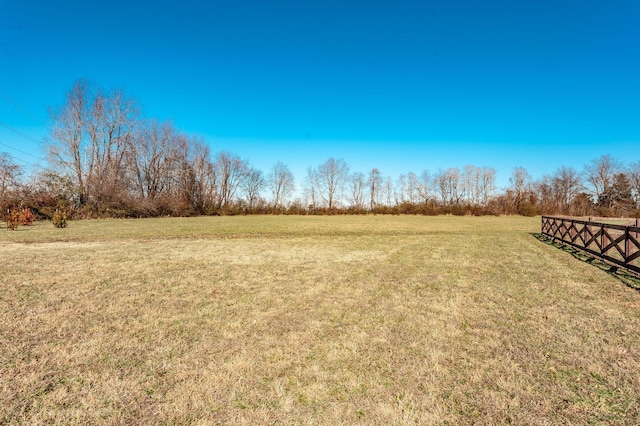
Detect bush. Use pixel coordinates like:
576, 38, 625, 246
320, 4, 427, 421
5, 207, 21, 230
20, 208, 35, 225
517, 202, 538, 217
52, 208, 68, 228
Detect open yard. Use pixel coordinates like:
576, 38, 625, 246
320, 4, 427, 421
1, 215, 639, 424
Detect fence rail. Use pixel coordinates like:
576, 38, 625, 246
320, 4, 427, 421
541, 216, 640, 275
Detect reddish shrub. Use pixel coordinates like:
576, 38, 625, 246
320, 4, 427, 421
20, 208, 35, 225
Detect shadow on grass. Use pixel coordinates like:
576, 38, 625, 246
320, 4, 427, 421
532, 233, 640, 292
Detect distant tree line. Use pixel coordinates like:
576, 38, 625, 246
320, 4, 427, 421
2, 80, 640, 220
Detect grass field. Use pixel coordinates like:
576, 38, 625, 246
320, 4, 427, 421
2, 215, 640, 425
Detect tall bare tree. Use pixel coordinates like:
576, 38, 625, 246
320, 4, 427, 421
243, 167, 265, 210
316, 157, 349, 209
406, 172, 420, 204
189, 138, 215, 211
303, 167, 319, 209
47, 79, 139, 206
268, 162, 294, 210
127, 119, 181, 202
0, 153, 22, 205
510, 166, 532, 207
417, 170, 431, 204
479, 167, 496, 206
628, 161, 640, 207
85, 86, 139, 203
170, 134, 213, 213
368, 168, 382, 210
382, 177, 394, 206
462, 165, 483, 206
47, 79, 91, 205
348, 172, 367, 209
534, 175, 555, 214
584, 154, 622, 204
434, 168, 462, 205
213, 151, 249, 209
552, 166, 581, 213
395, 174, 407, 205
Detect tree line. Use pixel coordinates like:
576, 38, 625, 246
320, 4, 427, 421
2, 80, 640, 220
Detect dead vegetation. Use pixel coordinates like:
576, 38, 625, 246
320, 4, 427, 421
1, 216, 639, 424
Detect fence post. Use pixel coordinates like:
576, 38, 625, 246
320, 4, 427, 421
632, 219, 640, 262
625, 225, 630, 263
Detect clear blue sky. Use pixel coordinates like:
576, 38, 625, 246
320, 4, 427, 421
1, 0, 639, 190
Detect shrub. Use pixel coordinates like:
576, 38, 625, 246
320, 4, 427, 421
5, 207, 21, 230
20, 208, 35, 225
52, 208, 68, 228
517, 202, 538, 217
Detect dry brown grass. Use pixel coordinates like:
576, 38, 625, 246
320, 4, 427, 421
1, 215, 639, 424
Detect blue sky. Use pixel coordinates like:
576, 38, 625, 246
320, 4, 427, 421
1, 0, 639, 190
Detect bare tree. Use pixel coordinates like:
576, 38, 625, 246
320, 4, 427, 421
434, 168, 462, 205
269, 162, 294, 210
510, 166, 532, 207
348, 172, 367, 209
534, 175, 555, 214
213, 151, 249, 209
433, 170, 447, 204
316, 157, 349, 209
127, 119, 181, 202
303, 167, 319, 209
417, 170, 430, 204
368, 168, 382, 210
450, 168, 463, 205
383, 177, 394, 206
47, 79, 91, 205
628, 161, 640, 207
406, 172, 420, 204
189, 138, 215, 211
243, 167, 265, 210
479, 167, 496, 206
0, 153, 22, 204
551, 166, 581, 213
463, 165, 483, 206
85, 86, 139, 203
584, 154, 622, 203
395, 174, 407, 205
47, 79, 139, 207
170, 134, 214, 213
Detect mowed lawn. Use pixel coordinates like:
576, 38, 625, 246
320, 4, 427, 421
1, 216, 639, 425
